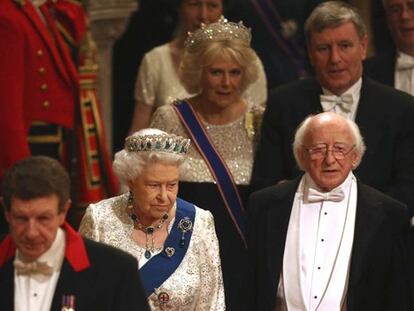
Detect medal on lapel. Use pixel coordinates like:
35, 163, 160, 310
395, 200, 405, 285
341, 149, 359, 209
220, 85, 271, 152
61, 295, 76, 311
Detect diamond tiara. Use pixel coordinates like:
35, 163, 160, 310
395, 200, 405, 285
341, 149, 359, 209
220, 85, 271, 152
125, 133, 191, 155
184, 16, 252, 49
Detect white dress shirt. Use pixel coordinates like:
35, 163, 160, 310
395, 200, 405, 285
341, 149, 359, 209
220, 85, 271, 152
280, 172, 357, 311
14, 228, 66, 311
321, 78, 362, 120
395, 51, 414, 95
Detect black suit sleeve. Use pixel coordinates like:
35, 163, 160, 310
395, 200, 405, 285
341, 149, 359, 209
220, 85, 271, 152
387, 100, 414, 216
347, 189, 410, 311
112, 252, 149, 311
83, 239, 150, 311
407, 227, 414, 309
382, 204, 410, 311
244, 192, 261, 310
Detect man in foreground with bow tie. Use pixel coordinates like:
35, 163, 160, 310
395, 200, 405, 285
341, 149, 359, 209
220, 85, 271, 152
246, 112, 410, 311
0, 156, 149, 311
365, 0, 414, 95
251, 1, 414, 216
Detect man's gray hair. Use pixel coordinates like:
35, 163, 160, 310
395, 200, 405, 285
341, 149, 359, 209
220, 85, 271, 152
293, 113, 366, 171
304, 1, 367, 43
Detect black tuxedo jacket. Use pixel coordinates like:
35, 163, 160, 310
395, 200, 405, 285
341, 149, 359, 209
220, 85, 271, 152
364, 50, 397, 87
0, 237, 149, 311
246, 178, 410, 311
251, 76, 414, 215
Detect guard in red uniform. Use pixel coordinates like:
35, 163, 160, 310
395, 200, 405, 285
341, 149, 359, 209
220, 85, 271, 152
0, 0, 79, 172
0, 0, 118, 236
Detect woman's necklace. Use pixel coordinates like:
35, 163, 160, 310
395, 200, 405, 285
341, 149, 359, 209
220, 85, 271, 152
132, 213, 169, 259
127, 192, 169, 259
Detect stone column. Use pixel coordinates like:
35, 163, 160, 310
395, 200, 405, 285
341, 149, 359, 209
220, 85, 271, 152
83, 0, 139, 151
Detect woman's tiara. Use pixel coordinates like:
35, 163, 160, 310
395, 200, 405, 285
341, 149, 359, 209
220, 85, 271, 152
125, 133, 191, 155
184, 16, 251, 49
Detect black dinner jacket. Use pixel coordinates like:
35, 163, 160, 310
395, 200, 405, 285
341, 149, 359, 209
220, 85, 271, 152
364, 49, 397, 87
251, 76, 414, 215
245, 177, 410, 311
0, 238, 150, 311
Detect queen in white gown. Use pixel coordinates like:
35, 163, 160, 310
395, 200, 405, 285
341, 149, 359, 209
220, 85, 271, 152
79, 128, 225, 310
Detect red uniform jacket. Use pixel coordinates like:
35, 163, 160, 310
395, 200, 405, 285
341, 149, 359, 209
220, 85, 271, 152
0, 0, 79, 178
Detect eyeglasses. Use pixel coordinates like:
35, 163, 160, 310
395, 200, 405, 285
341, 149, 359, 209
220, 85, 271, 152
303, 144, 356, 160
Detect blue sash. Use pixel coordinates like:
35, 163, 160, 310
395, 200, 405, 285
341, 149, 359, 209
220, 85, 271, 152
140, 198, 195, 297
173, 101, 246, 246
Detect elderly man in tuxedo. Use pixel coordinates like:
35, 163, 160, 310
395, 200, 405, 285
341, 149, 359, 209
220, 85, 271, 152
365, 0, 414, 95
0, 156, 149, 311
251, 1, 414, 216
246, 112, 409, 311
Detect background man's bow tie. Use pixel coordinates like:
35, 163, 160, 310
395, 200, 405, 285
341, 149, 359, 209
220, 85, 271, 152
14, 259, 53, 276
396, 57, 414, 70
320, 94, 353, 112
307, 187, 345, 203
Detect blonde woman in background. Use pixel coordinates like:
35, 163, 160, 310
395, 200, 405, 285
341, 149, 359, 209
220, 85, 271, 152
129, 0, 267, 133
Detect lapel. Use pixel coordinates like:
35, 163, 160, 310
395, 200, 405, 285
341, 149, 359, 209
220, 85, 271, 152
0, 259, 15, 310
347, 181, 384, 289
50, 224, 92, 309
20, 1, 77, 86
266, 178, 301, 289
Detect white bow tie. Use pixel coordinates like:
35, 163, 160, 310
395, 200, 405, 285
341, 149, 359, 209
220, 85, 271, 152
396, 57, 414, 70
14, 259, 53, 276
320, 94, 353, 113
307, 187, 345, 203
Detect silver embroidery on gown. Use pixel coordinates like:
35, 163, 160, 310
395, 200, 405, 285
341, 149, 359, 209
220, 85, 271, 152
79, 193, 225, 310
